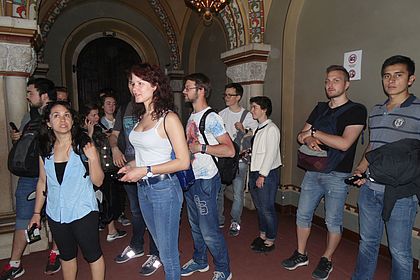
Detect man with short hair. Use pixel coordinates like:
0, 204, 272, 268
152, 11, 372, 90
2, 78, 58, 280
217, 82, 258, 236
181, 73, 234, 280
352, 55, 420, 280
281, 65, 366, 280
55, 86, 69, 102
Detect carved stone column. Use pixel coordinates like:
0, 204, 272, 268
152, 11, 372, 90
167, 69, 188, 124
0, 16, 49, 259
221, 43, 271, 108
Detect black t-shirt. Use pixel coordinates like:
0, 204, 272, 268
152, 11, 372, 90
306, 101, 367, 173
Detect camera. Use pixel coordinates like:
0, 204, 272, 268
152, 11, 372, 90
344, 173, 366, 186
25, 224, 41, 244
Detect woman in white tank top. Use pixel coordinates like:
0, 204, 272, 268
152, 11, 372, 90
117, 63, 190, 280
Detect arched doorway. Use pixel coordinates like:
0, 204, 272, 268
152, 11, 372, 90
76, 37, 141, 107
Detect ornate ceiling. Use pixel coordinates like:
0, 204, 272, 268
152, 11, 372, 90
1, 0, 267, 69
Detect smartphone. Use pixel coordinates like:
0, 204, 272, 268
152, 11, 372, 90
9, 122, 19, 132
111, 172, 126, 180
25, 224, 41, 244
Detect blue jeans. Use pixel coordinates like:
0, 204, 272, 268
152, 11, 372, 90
296, 171, 349, 233
352, 185, 417, 280
15, 177, 38, 230
124, 183, 158, 255
184, 173, 231, 275
138, 175, 183, 280
249, 168, 279, 241
217, 161, 248, 225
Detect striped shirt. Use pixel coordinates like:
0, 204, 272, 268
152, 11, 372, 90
367, 94, 420, 192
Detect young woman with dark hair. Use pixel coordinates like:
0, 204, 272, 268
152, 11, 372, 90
29, 101, 105, 280
248, 96, 282, 253
117, 63, 190, 280
81, 103, 127, 241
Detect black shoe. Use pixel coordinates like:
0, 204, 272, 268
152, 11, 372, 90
0, 264, 25, 280
45, 250, 61, 275
281, 250, 309, 270
252, 242, 275, 253
312, 257, 333, 280
114, 246, 144, 264
139, 255, 162, 276
250, 237, 265, 250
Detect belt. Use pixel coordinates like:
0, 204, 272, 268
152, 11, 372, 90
138, 174, 173, 186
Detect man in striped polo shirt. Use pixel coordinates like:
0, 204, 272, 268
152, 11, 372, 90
352, 55, 420, 280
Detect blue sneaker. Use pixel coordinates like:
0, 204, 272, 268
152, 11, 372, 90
180, 259, 209, 276
212, 271, 232, 280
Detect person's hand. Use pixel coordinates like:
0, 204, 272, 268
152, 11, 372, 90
304, 137, 323, 151
83, 142, 99, 161
29, 214, 41, 230
188, 140, 202, 154
112, 147, 126, 167
256, 176, 265, 188
352, 168, 367, 186
85, 119, 95, 138
10, 130, 22, 142
234, 122, 245, 132
118, 166, 145, 183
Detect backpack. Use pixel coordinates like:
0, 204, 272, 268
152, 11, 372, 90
8, 119, 41, 178
92, 126, 117, 173
297, 101, 358, 173
199, 109, 240, 185
232, 109, 253, 163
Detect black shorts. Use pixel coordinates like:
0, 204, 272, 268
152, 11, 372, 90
48, 211, 102, 263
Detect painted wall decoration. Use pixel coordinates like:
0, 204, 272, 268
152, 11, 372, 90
12, 0, 26, 18
220, 0, 245, 50
248, 0, 264, 43
148, 0, 181, 70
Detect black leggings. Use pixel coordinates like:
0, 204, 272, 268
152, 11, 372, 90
48, 211, 102, 263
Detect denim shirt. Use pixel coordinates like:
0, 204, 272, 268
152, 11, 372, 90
45, 149, 98, 223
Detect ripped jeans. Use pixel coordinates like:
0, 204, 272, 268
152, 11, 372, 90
296, 171, 349, 233
184, 173, 231, 276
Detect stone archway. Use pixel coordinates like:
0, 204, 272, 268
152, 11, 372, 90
75, 37, 141, 107
281, 0, 305, 185
38, 0, 181, 69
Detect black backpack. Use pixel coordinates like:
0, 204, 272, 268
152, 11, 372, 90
8, 119, 41, 178
199, 109, 240, 185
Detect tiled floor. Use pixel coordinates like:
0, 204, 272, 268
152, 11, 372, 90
1, 200, 396, 279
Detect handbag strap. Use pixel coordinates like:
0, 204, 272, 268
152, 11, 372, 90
163, 112, 172, 147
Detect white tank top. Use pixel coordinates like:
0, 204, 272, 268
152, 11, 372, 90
129, 117, 172, 171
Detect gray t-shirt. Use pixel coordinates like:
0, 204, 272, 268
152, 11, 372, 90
113, 102, 137, 162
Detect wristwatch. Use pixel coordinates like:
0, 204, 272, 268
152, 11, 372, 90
311, 127, 317, 137
146, 166, 153, 178
201, 144, 207, 154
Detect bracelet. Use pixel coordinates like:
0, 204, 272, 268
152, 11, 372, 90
311, 127, 317, 137
259, 175, 266, 178
200, 144, 207, 154
33, 212, 41, 215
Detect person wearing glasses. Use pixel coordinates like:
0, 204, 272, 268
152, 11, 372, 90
181, 73, 235, 280
217, 83, 258, 236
